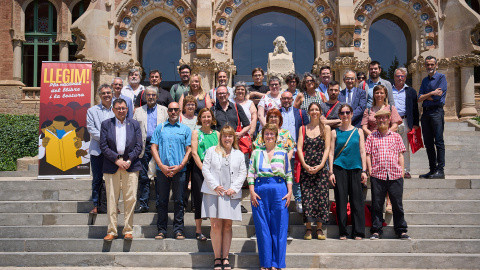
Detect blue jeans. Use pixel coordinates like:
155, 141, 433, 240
290, 157, 302, 201
137, 141, 152, 210
90, 154, 104, 207
421, 107, 445, 172
155, 170, 187, 234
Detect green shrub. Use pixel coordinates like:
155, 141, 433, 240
473, 116, 480, 125
0, 114, 39, 171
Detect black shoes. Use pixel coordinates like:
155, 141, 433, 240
135, 207, 149, 213
419, 170, 445, 179
419, 171, 434, 179
429, 171, 445, 179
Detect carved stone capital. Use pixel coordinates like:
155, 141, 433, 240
312, 57, 332, 75
186, 58, 237, 75
86, 59, 142, 75
437, 58, 451, 70
451, 54, 480, 68
10, 29, 25, 42
56, 33, 73, 43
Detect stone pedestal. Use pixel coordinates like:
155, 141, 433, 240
267, 36, 295, 88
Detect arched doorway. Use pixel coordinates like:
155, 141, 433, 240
369, 14, 409, 82
139, 18, 181, 86
232, 8, 315, 83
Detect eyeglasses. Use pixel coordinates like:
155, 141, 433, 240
253, 74, 263, 77
339, 111, 352, 116
287, 80, 296, 84
180, 71, 190, 74
269, 84, 280, 87
344, 77, 355, 81
281, 97, 292, 100
100, 92, 112, 95
217, 92, 228, 96
146, 94, 156, 97
185, 103, 196, 107
168, 108, 180, 112
376, 116, 389, 120
357, 77, 365, 80
306, 79, 315, 83
114, 107, 127, 111
395, 75, 406, 78
268, 115, 279, 119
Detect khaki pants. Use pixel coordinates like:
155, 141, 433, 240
397, 118, 410, 173
104, 170, 139, 236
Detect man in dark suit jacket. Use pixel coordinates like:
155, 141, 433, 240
100, 98, 142, 241
338, 70, 367, 128
280, 90, 310, 213
392, 68, 419, 179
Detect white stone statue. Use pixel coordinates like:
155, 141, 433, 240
267, 36, 295, 87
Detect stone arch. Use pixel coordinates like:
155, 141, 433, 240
214, 0, 336, 58
354, 0, 439, 61
114, 0, 196, 61
20, 0, 61, 34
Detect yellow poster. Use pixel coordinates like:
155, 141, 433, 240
45, 129, 82, 171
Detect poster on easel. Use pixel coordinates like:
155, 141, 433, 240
38, 61, 92, 179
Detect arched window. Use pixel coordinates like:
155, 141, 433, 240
23, 0, 58, 87
70, 0, 89, 61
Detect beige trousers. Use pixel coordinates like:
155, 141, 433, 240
104, 170, 139, 236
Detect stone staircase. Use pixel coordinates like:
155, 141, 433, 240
0, 122, 479, 268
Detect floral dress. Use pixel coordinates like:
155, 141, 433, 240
253, 128, 296, 152
299, 132, 329, 223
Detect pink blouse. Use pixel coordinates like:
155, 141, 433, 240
361, 105, 403, 132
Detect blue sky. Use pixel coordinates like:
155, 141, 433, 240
142, 13, 407, 82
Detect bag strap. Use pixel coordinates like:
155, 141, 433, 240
234, 103, 241, 130
325, 100, 340, 118
173, 83, 179, 94
335, 128, 357, 160
299, 108, 304, 126
139, 90, 144, 107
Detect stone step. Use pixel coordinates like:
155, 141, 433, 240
0, 199, 478, 214
1, 212, 477, 226
0, 251, 478, 269
2, 186, 478, 201
0, 224, 478, 239
0, 238, 478, 254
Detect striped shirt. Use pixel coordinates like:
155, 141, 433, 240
247, 147, 292, 185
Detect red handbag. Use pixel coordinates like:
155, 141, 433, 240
293, 109, 305, 183
407, 127, 424, 154
234, 103, 252, 156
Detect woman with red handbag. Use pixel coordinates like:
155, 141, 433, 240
296, 102, 331, 240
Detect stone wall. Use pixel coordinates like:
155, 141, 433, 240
0, 81, 39, 116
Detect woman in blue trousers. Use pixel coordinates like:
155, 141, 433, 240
248, 123, 293, 270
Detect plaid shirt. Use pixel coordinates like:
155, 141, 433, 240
365, 130, 406, 180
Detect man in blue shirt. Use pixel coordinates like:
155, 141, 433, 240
392, 68, 419, 179
133, 86, 168, 213
418, 56, 447, 179
315, 66, 332, 100
151, 102, 192, 239
112, 77, 133, 119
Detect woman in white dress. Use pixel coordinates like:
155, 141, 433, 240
201, 125, 247, 270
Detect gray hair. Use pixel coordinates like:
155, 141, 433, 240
343, 70, 356, 79
234, 81, 249, 95
268, 76, 281, 85
128, 68, 140, 76
111, 77, 123, 84
145, 86, 158, 95
97, 83, 112, 96
394, 67, 408, 76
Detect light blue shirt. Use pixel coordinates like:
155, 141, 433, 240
281, 107, 297, 143
345, 88, 354, 105
316, 83, 329, 100
366, 79, 381, 108
146, 105, 157, 140
151, 120, 192, 172
392, 84, 407, 117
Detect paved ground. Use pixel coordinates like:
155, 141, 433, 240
0, 268, 462, 270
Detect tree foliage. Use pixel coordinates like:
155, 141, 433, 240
0, 114, 39, 171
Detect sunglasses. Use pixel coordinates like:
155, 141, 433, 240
306, 79, 315, 83
168, 108, 180, 112
339, 111, 352, 116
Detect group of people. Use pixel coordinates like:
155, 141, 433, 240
85, 55, 447, 270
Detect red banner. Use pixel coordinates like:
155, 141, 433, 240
38, 62, 92, 179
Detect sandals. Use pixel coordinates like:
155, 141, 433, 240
222, 258, 231, 270
196, 233, 207, 241
304, 229, 312, 240
316, 229, 326, 240
175, 232, 185, 240
339, 235, 347, 240
154, 232, 165, 240
214, 258, 222, 270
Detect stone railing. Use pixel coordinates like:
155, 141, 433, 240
22, 87, 40, 102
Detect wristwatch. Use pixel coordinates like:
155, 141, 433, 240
126, 160, 131, 165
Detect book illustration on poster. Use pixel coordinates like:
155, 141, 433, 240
45, 129, 82, 171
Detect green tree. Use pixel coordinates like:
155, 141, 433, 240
385, 56, 400, 82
